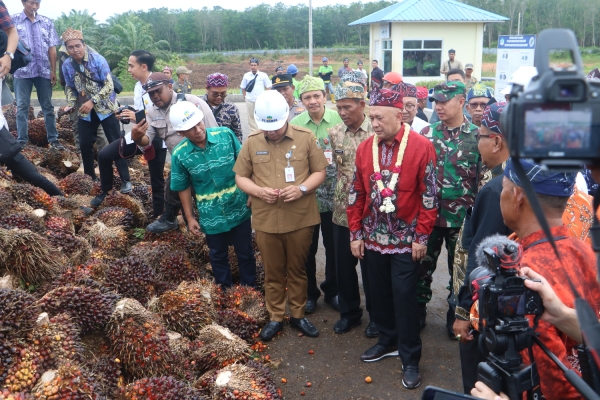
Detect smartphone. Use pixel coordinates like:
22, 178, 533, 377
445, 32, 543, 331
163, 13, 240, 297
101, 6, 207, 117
422, 386, 479, 400
135, 109, 146, 123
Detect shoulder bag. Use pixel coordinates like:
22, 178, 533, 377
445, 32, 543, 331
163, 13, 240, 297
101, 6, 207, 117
245, 73, 259, 93
0, 30, 32, 74
71, 59, 123, 94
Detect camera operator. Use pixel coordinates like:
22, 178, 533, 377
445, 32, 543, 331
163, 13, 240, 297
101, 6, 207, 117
487, 158, 600, 400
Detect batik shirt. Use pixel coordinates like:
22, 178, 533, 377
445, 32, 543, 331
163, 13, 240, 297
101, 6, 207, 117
347, 127, 438, 254
62, 50, 117, 121
290, 108, 342, 213
170, 127, 251, 235
328, 115, 372, 227
420, 117, 480, 228
11, 12, 60, 80
202, 94, 243, 143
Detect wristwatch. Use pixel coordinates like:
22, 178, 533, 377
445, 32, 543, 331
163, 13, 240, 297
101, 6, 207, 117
91, 98, 98, 105
3, 51, 13, 60
299, 185, 307, 196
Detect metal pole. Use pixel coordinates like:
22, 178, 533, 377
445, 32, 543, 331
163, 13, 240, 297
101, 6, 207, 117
309, 0, 313, 76
517, 12, 521, 35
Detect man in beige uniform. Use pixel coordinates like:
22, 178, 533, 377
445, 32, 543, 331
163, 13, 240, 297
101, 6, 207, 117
234, 90, 328, 341
440, 49, 464, 77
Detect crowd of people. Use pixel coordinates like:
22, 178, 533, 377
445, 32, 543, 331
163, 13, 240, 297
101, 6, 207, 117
0, 0, 599, 397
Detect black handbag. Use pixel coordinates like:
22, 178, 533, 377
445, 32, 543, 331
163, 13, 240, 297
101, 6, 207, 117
0, 29, 32, 74
0, 126, 22, 164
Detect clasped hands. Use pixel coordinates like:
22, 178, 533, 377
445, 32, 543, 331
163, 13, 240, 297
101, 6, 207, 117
258, 186, 302, 203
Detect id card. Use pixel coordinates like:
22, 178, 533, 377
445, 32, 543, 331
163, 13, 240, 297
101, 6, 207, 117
285, 166, 295, 182
324, 150, 333, 165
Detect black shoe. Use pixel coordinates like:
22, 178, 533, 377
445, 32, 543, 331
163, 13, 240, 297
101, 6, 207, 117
91, 192, 108, 208
402, 365, 421, 389
50, 141, 65, 150
419, 304, 427, 330
260, 321, 283, 341
80, 206, 94, 216
289, 317, 319, 337
120, 181, 132, 194
364, 321, 379, 338
147, 215, 178, 233
333, 318, 361, 334
305, 299, 317, 314
324, 295, 339, 312
18, 142, 27, 150
360, 344, 398, 362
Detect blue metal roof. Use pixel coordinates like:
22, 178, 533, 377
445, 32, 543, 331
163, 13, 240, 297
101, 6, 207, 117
349, 0, 509, 25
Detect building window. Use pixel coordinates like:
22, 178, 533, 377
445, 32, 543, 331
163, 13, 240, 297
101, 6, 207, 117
382, 40, 392, 73
402, 40, 442, 77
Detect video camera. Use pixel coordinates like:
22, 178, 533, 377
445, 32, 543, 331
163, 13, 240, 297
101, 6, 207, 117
501, 29, 600, 169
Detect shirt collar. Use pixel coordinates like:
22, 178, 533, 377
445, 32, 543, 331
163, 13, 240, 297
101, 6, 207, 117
298, 106, 329, 126
18, 11, 40, 23
345, 114, 369, 134
520, 225, 570, 250
436, 116, 473, 134
379, 123, 409, 146
262, 123, 293, 143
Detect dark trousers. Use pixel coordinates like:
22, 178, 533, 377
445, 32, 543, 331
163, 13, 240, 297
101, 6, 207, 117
97, 137, 167, 218
333, 224, 371, 321
205, 218, 256, 288
459, 331, 487, 394
79, 111, 128, 181
417, 226, 460, 300
305, 211, 337, 300
365, 249, 421, 367
5, 152, 62, 196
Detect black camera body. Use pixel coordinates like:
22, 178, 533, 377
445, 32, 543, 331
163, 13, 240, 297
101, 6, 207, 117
116, 105, 136, 124
502, 29, 600, 169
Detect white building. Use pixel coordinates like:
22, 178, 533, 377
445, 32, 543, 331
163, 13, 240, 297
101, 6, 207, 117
349, 0, 508, 84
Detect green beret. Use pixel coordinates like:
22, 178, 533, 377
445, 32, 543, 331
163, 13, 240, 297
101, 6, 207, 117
298, 75, 325, 96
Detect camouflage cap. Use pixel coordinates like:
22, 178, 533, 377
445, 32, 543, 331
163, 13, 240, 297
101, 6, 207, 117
467, 83, 494, 101
429, 81, 466, 103
334, 81, 365, 101
298, 75, 325, 96
341, 70, 366, 86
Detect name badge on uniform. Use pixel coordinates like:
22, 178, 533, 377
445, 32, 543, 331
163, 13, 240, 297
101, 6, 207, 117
153, 117, 165, 120
324, 150, 333, 165
285, 151, 295, 182
256, 151, 269, 155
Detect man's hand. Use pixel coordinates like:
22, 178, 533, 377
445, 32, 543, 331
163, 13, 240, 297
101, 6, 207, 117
453, 319, 473, 342
280, 185, 302, 202
50, 72, 57, 87
350, 240, 364, 260
187, 218, 202, 236
62, 106, 75, 114
118, 108, 136, 122
471, 381, 508, 400
79, 100, 94, 114
246, 196, 252, 207
412, 242, 427, 262
520, 267, 567, 325
131, 119, 148, 142
0, 54, 11, 79
257, 187, 279, 204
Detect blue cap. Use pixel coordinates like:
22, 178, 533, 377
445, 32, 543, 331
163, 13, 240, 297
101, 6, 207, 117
504, 158, 576, 197
322, 57, 328, 62
287, 64, 298, 74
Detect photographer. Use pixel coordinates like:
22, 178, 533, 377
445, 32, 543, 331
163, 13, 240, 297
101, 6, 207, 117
491, 158, 600, 399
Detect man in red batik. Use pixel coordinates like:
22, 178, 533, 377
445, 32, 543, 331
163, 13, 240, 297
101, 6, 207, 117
347, 86, 437, 390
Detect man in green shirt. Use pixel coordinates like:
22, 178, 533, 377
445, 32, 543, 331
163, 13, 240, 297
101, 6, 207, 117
318, 57, 335, 103
169, 101, 256, 289
290, 75, 342, 314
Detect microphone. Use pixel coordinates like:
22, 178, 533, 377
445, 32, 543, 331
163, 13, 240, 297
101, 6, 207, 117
475, 234, 522, 272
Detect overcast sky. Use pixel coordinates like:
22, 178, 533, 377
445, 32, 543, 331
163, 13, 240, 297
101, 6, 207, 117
3, 0, 378, 23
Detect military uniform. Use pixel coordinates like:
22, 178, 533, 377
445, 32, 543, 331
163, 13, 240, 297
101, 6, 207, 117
233, 124, 329, 321
417, 116, 480, 321
172, 80, 192, 94
288, 99, 306, 122
465, 76, 478, 92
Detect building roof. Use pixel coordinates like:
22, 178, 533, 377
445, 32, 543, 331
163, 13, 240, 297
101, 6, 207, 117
349, 0, 509, 25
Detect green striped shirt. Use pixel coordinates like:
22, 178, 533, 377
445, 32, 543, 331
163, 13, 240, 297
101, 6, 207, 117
170, 127, 251, 235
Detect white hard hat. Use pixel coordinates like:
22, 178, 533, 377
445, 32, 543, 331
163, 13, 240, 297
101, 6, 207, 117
508, 66, 538, 87
500, 84, 513, 95
170, 101, 204, 132
254, 91, 289, 131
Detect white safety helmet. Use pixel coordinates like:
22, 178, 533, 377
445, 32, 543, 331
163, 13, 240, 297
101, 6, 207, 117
500, 66, 538, 95
170, 101, 204, 132
254, 91, 289, 131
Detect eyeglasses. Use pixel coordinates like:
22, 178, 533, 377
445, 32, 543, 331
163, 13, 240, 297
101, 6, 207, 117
468, 102, 488, 110
209, 91, 227, 98
402, 103, 416, 111
475, 133, 500, 141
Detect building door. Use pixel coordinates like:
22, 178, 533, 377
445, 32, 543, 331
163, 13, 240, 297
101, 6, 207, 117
374, 40, 381, 66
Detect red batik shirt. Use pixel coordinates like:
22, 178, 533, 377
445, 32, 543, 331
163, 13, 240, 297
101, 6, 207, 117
520, 225, 600, 400
347, 125, 438, 254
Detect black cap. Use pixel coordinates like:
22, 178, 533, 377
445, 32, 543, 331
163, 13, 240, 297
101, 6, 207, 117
448, 49, 456, 53
271, 74, 293, 89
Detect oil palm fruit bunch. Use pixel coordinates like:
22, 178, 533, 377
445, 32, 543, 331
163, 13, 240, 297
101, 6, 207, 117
119, 376, 205, 400
105, 256, 155, 304
95, 207, 134, 229
30, 313, 83, 370
9, 184, 53, 211
59, 173, 93, 196
85, 221, 129, 258
191, 324, 251, 373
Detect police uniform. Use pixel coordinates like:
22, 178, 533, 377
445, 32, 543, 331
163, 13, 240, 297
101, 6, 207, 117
233, 124, 329, 322
172, 80, 192, 94
288, 99, 306, 121
270, 74, 306, 122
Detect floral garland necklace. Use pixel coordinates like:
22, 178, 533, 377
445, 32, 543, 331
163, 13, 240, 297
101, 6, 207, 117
372, 123, 410, 213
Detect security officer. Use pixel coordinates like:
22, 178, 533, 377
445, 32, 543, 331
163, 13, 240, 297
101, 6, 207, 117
234, 90, 328, 341
270, 74, 305, 121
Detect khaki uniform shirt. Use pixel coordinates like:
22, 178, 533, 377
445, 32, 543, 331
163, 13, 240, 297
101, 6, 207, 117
288, 99, 306, 122
172, 80, 192, 94
440, 59, 464, 75
465, 76, 478, 91
145, 92, 217, 153
233, 124, 329, 234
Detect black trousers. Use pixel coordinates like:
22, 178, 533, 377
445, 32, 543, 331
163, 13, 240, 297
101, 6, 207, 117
365, 249, 421, 367
97, 137, 167, 218
305, 211, 337, 300
78, 110, 128, 181
5, 153, 62, 196
459, 331, 487, 394
333, 224, 371, 320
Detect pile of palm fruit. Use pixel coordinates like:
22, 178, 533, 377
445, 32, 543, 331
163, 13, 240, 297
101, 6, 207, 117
0, 105, 278, 400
